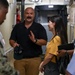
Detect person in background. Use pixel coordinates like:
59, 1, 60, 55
9, 7, 47, 75
0, 0, 8, 25
0, 0, 18, 75
16, 8, 21, 24
39, 15, 68, 75
66, 50, 75, 75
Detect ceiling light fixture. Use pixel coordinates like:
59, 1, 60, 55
29, 0, 39, 2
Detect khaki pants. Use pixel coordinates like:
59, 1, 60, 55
14, 57, 41, 75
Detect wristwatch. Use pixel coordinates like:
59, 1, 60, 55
34, 39, 37, 43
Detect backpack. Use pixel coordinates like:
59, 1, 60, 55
56, 52, 70, 75
56, 43, 74, 75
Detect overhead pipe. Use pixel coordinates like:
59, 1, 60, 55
21, 0, 25, 22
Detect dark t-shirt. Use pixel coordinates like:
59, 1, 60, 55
10, 21, 47, 58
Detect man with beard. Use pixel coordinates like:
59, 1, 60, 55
9, 7, 47, 75
0, 0, 18, 75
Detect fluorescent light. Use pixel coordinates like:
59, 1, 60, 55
48, 5, 54, 8
29, 0, 39, 2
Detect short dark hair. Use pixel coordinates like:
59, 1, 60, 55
0, 0, 9, 8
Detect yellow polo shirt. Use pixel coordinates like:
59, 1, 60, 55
45, 35, 61, 63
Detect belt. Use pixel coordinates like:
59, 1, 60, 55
23, 55, 40, 59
